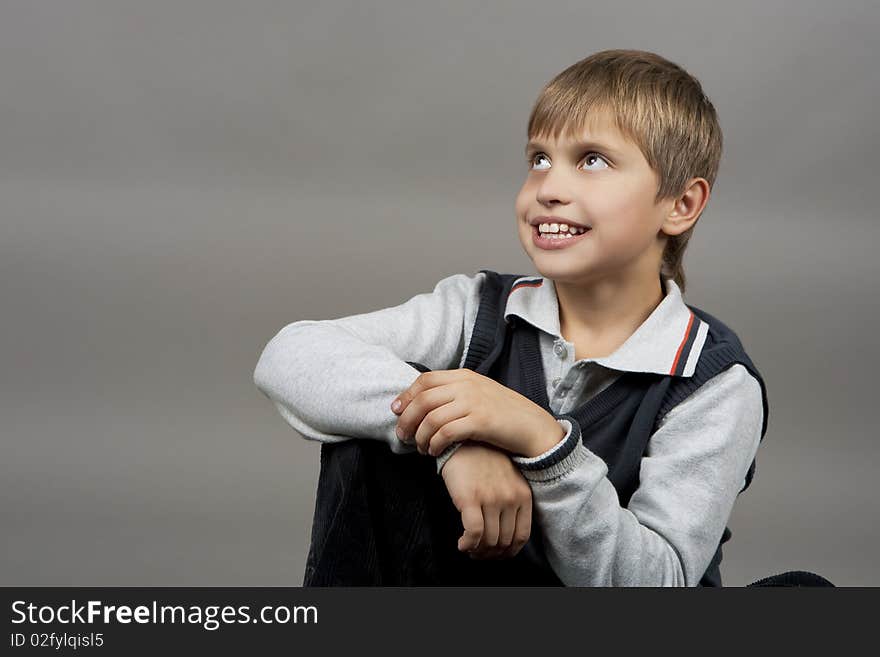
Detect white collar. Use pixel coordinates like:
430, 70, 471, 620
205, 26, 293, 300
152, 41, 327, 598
503, 275, 708, 377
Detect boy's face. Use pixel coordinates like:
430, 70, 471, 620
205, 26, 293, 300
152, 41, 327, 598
515, 111, 676, 287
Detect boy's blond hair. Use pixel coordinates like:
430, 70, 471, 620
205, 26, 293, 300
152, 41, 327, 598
526, 49, 722, 294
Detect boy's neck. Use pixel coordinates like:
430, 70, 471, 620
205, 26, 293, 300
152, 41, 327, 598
554, 272, 665, 359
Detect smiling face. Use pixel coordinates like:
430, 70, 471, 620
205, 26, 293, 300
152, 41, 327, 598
515, 110, 676, 288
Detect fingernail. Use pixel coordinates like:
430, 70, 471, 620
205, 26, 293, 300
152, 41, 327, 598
391, 399, 402, 412
395, 426, 405, 440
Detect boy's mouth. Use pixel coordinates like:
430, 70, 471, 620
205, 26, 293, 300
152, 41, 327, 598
531, 223, 592, 250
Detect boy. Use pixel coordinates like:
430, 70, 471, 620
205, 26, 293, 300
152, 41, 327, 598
253, 49, 767, 586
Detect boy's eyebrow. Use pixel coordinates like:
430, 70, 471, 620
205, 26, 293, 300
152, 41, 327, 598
525, 139, 623, 159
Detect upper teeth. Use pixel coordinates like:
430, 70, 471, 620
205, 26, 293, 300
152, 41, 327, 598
538, 222, 588, 235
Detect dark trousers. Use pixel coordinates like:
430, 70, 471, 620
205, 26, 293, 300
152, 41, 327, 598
303, 439, 834, 587
302, 439, 561, 586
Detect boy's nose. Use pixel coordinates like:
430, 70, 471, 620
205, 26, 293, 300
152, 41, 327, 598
535, 172, 574, 205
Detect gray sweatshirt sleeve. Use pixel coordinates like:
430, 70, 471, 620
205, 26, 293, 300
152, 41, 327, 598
253, 272, 485, 457
509, 363, 764, 586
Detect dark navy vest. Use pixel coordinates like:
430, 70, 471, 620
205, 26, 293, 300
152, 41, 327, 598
446, 270, 770, 586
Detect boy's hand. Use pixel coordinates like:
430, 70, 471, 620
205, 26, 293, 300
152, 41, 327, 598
440, 441, 532, 559
391, 369, 564, 457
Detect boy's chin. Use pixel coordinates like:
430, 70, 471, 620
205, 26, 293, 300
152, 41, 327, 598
529, 260, 576, 278
529, 259, 601, 283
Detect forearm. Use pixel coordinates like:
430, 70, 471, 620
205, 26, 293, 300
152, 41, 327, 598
254, 321, 423, 454
510, 367, 765, 586
254, 272, 483, 458
514, 430, 690, 586
436, 417, 568, 474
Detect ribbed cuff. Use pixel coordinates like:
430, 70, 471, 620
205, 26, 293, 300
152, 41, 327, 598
435, 442, 463, 474
511, 415, 587, 482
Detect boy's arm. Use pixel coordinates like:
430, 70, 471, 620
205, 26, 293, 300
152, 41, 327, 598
253, 272, 484, 458
508, 363, 763, 586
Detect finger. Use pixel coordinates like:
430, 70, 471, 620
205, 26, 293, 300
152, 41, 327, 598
500, 502, 532, 558
479, 503, 501, 553
475, 503, 515, 560
458, 504, 484, 552
396, 386, 455, 450
425, 413, 473, 457
497, 504, 518, 551
413, 398, 463, 456
392, 369, 463, 415
390, 371, 429, 418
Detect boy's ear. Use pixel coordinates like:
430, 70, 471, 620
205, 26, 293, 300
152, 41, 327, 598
661, 177, 710, 237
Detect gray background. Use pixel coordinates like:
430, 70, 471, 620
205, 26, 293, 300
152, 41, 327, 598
2, 0, 878, 586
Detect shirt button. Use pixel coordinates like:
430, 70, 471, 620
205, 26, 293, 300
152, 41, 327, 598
553, 342, 567, 358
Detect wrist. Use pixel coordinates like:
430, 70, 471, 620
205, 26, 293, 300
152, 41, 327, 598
521, 413, 567, 458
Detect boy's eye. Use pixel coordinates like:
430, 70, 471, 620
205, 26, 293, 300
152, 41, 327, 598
582, 153, 610, 170
528, 152, 609, 171
529, 153, 551, 170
